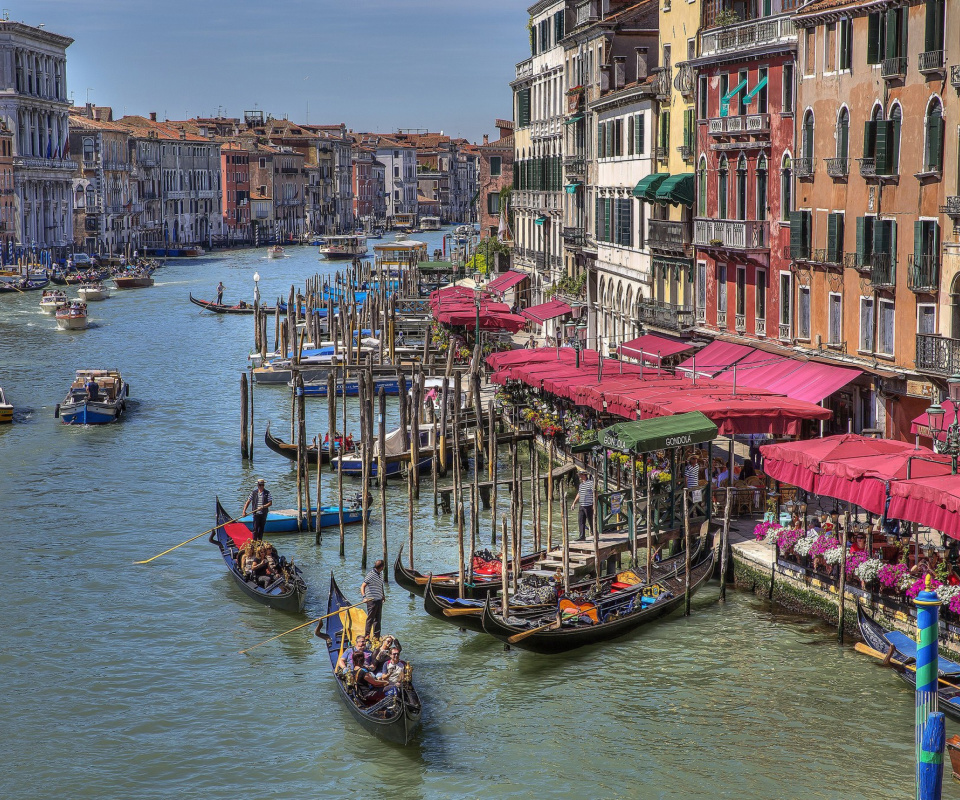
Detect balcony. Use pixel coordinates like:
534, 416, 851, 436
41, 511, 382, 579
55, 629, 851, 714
784, 242, 809, 261
515, 58, 533, 82
694, 218, 769, 250
708, 114, 770, 137
637, 299, 694, 332
717, 310, 728, 330
881, 57, 907, 80
700, 16, 797, 58
13, 156, 76, 172
534, 252, 546, 270
826, 158, 849, 178
575, 0, 600, 27
652, 69, 671, 100
858, 158, 877, 178
779, 322, 792, 341
919, 50, 944, 74
952, 65, 960, 89
678, 145, 693, 161
563, 156, 585, 177
562, 226, 585, 247
735, 313, 746, 333
655, 147, 668, 164
794, 157, 816, 179
280, 167, 300, 174
917, 334, 960, 376
869, 254, 896, 289
674, 63, 695, 98
908, 254, 940, 293
755, 317, 767, 337
648, 219, 692, 254
940, 196, 960, 217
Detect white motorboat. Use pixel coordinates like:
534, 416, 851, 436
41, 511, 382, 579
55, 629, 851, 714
420, 216, 441, 231
77, 283, 110, 302
318, 235, 368, 259
55, 301, 88, 330
267, 245, 285, 259
39, 289, 68, 314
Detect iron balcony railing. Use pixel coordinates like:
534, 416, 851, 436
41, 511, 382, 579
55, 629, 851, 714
794, 157, 816, 179
869, 254, 896, 289
637, 299, 694, 332
882, 57, 907, 79
563, 156, 585, 176
563, 226, 585, 247
826, 158, 849, 178
940, 196, 960, 217
917, 333, 960, 375
908, 254, 940, 293
674, 63, 695, 97
952, 65, 960, 89
810, 248, 843, 265
648, 219, 692, 253
700, 16, 797, 58
919, 50, 944, 73
784, 243, 809, 261
858, 158, 877, 178
694, 218, 769, 250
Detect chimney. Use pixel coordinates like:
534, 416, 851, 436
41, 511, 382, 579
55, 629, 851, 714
483, 134, 489, 145
635, 47, 649, 80
150, 112, 157, 122
614, 56, 626, 90
84, 102, 93, 118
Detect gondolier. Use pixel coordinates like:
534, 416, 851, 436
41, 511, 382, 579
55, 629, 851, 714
360, 559, 385, 639
571, 469, 595, 541
242, 479, 272, 541
216, 281, 224, 305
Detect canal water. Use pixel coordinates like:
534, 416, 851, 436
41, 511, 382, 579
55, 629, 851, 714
0, 232, 949, 799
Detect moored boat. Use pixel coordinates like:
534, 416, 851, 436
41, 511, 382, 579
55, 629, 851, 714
238, 501, 368, 534
39, 289, 68, 313
188, 293, 272, 314
315, 573, 422, 744
420, 216, 441, 231
210, 498, 306, 612
77, 283, 110, 302
55, 301, 88, 330
0, 386, 13, 423
264, 421, 353, 464
394, 547, 545, 600
56, 369, 128, 424
318, 235, 368, 259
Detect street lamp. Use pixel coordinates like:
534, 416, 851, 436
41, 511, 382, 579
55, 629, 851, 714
565, 319, 587, 367
253, 271, 261, 306
925, 397, 959, 474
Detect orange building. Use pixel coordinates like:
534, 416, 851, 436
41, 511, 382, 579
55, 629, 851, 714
221, 142, 250, 244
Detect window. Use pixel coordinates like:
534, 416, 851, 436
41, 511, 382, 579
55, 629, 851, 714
658, 111, 670, 157
736, 266, 746, 317
698, 75, 708, 120
683, 109, 694, 155
826, 212, 844, 263
597, 122, 606, 159
878, 299, 895, 355
781, 155, 793, 219
517, 88, 531, 128
924, 98, 944, 172
606, 120, 614, 158
866, 13, 882, 64
736, 154, 747, 221
801, 110, 815, 160
627, 116, 635, 156
394, 165, 400, 178
696, 261, 707, 315
718, 156, 728, 219
756, 67, 768, 114
925, 0, 945, 54
697, 157, 707, 217
756, 154, 768, 219
838, 18, 853, 70
487, 193, 499, 214
836, 107, 849, 160
783, 63, 795, 113
554, 9, 565, 43
756, 269, 767, 321
717, 265, 727, 312
797, 285, 811, 339
490, 156, 502, 177
634, 113, 645, 154
918, 304, 937, 334
259, 158, 266, 168
859, 297, 875, 351
614, 118, 623, 157
828, 293, 842, 344
824, 23, 836, 72
804, 28, 816, 75
780, 272, 793, 333
614, 199, 633, 246
789, 210, 811, 259
914, 220, 940, 285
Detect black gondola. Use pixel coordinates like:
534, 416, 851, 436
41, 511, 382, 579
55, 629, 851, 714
394, 547, 545, 600
189, 293, 278, 314
480, 543, 716, 654
265, 420, 350, 464
315, 574, 422, 745
209, 498, 306, 613
857, 602, 960, 721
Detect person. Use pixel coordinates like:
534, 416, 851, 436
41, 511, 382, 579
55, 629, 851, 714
739, 458, 757, 481
571, 470, 595, 542
850, 533, 868, 555
242, 479, 272, 541
713, 462, 730, 486
216, 281, 224, 305
749, 433, 765, 470
361, 559, 386, 639
396, 329, 405, 346
337, 634, 372, 673
238, 541, 259, 580
526, 335, 536, 349
350, 651, 388, 701
683, 455, 700, 489
377, 647, 406, 691
371, 634, 402, 671
85, 376, 100, 402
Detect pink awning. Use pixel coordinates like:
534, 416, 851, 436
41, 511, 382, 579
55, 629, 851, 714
911, 399, 957, 442
764, 361, 861, 404
714, 353, 799, 389
676, 341, 757, 378
618, 334, 694, 364
521, 299, 572, 324
888, 476, 960, 539
487, 270, 527, 293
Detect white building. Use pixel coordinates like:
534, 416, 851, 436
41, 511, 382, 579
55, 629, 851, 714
375, 138, 418, 223
0, 21, 74, 250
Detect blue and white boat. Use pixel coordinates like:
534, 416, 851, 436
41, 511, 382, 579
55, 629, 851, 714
239, 502, 368, 534
296, 375, 409, 398
332, 427, 445, 478
56, 369, 128, 425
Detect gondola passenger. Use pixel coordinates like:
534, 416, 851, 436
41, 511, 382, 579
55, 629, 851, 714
337, 634, 372, 673
351, 651, 388, 701
371, 635, 402, 672
377, 648, 405, 692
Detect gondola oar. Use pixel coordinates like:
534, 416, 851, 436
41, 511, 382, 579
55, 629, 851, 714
855, 642, 958, 688
239, 602, 366, 655
134, 518, 241, 564
507, 619, 561, 644
442, 607, 483, 617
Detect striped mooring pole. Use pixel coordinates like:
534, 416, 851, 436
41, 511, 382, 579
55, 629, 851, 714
915, 574, 944, 800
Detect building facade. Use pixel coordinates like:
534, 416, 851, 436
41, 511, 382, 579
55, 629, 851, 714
375, 138, 418, 223
478, 120, 515, 239
221, 141, 250, 244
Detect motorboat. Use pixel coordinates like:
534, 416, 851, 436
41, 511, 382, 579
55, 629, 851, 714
420, 216, 441, 231
112, 268, 154, 289
267, 245, 285, 259
56, 369, 128, 425
419, 377, 468, 417
317, 235, 368, 260
0, 386, 12, 423
39, 289, 68, 314
77, 283, 110, 302
55, 301, 88, 330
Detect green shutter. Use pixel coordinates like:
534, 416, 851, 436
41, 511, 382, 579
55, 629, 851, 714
867, 13, 880, 64
927, 111, 944, 171
596, 197, 602, 240
863, 120, 877, 159
873, 217, 887, 257
636, 114, 645, 154
790, 210, 803, 258
555, 10, 564, 43
606, 122, 614, 158
890, 117, 900, 174
885, 8, 898, 59
925, 0, 937, 51
875, 121, 889, 174
856, 217, 866, 265
914, 220, 924, 264
827, 213, 842, 262
604, 199, 612, 242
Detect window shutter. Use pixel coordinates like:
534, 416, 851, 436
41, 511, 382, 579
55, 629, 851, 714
595, 197, 601, 240
790, 210, 803, 258
927, 111, 944, 171
684, 109, 694, 150
914, 220, 924, 265
555, 10, 564, 43
873, 217, 888, 257
605, 198, 612, 242
933, 221, 941, 259
885, 8, 898, 59
874, 121, 889, 174
890, 116, 901, 173
627, 117, 634, 156
863, 120, 877, 160
606, 122, 614, 158
636, 114, 645, 154
838, 117, 849, 159
598, 122, 605, 158
827, 213, 841, 262
925, 0, 937, 51
890, 220, 897, 268
867, 13, 880, 63
855, 216, 866, 265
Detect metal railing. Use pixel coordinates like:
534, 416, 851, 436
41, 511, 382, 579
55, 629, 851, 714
952, 65, 960, 89
637, 299, 694, 332
908, 254, 940, 293
648, 219, 692, 253
779, 322, 791, 341
655, 147, 668, 164
784, 243, 809, 261
563, 156, 585, 175
826, 158, 849, 178
735, 313, 746, 333
563, 226, 585, 246
700, 16, 797, 57
869, 254, 896, 289
675, 63, 695, 97
810, 248, 843, 265
882, 57, 907, 79
794, 157, 816, 178
917, 333, 960, 375
679, 145, 693, 160
694, 218, 769, 249
919, 51, 944, 73
941, 196, 960, 217
858, 158, 877, 178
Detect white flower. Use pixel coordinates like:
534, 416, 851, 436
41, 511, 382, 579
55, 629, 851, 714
899, 573, 915, 591
823, 546, 845, 565
793, 533, 819, 557
937, 585, 960, 602
854, 558, 883, 584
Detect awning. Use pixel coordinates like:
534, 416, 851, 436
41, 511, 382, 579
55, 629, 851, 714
564, 182, 582, 194
764, 361, 861, 405
618, 334, 694, 365
742, 75, 768, 107
598, 412, 718, 454
633, 173, 669, 201
563, 115, 584, 126
888, 476, 960, 540
654, 173, 695, 207
534, 215, 548, 226
676, 340, 756, 378
911, 399, 957, 442
418, 260, 455, 272
487, 270, 527, 293
522, 299, 573, 324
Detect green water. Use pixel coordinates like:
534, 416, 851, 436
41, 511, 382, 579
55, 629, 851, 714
0, 236, 950, 799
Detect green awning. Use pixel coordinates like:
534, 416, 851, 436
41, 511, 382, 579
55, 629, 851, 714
597, 411, 718, 454
563, 115, 584, 126
418, 260, 455, 272
742, 75, 767, 106
564, 182, 582, 194
534, 215, 547, 226
654, 173, 695, 207
633, 173, 669, 201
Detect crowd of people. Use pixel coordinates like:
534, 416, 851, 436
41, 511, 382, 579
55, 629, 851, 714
237, 540, 289, 590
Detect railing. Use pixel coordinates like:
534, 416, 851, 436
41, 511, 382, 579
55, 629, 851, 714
534, 252, 546, 270
952, 65, 960, 89
919, 51, 944, 73
870, 254, 896, 289
826, 158, 849, 178
708, 114, 770, 136
655, 147, 668, 164
563, 156, 585, 175
648, 219, 692, 253
575, 0, 599, 27
13, 156, 76, 171
858, 158, 877, 178
794, 157, 816, 178
694, 218, 769, 250
138, 158, 159, 168
696, 306, 706, 324
908, 254, 940, 293
844, 252, 872, 272
881, 57, 907, 79
280, 167, 300, 174
940, 196, 960, 217
637, 299, 695, 332
674, 63, 695, 97
717, 310, 728, 329
917, 333, 960, 375
562, 226, 585, 246
779, 322, 791, 341
515, 58, 533, 81
652, 68, 671, 99
103, 161, 130, 171
700, 16, 797, 58
678, 145, 693, 160
784, 243, 809, 261
735, 313, 746, 333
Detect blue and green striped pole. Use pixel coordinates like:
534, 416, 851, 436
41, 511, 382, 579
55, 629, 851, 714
914, 575, 942, 800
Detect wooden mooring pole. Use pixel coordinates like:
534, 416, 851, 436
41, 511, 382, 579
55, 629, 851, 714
240, 372, 249, 459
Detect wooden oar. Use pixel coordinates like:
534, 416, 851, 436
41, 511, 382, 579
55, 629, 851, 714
854, 642, 958, 689
507, 619, 560, 644
134, 518, 241, 564
442, 607, 483, 617
414, 574, 457, 585
240, 601, 365, 654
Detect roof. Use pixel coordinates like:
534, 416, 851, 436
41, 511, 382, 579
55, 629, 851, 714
68, 115, 127, 133
598, 412, 718, 454
794, 0, 880, 19
481, 134, 514, 151
115, 116, 211, 142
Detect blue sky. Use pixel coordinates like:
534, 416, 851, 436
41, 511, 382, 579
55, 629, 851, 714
28, 0, 527, 142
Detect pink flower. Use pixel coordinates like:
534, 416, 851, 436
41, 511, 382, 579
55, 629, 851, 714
809, 535, 840, 557
878, 563, 909, 590
906, 577, 943, 599
845, 550, 868, 576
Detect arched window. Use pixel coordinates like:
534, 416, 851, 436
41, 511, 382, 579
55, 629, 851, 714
82, 137, 94, 163
756, 154, 768, 220
780, 154, 793, 220
85, 185, 95, 209
888, 103, 902, 175
718, 156, 728, 219
924, 97, 944, 172
801, 110, 815, 161
697, 156, 707, 217
836, 107, 849, 160
736, 154, 748, 221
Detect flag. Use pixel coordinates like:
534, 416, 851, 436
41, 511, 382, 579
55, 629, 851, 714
46, 137, 52, 159
497, 204, 513, 244
64, 135, 70, 158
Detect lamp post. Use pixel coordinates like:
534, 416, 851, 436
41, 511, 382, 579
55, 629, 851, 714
564, 319, 588, 368
253, 271, 261, 306
925, 392, 959, 474
473, 271, 482, 346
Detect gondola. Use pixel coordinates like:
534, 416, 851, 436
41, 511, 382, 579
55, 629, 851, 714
394, 546, 545, 600
209, 498, 306, 613
480, 542, 716, 654
315, 574, 422, 744
265, 420, 351, 464
856, 602, 960, 721
189, 293, 277, 314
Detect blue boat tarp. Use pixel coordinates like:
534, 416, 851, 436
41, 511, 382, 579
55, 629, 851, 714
885, 630, 960, 675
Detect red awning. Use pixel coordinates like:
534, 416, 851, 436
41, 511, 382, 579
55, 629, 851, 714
487, 270, 527, 293
714, 354, 800, 390
522, 299, 572, 324
911, 399, 957, 442
618, 334, 694, 364
764, 361, 861, 404
676, 341, 757, 378
888, 476, 960, 539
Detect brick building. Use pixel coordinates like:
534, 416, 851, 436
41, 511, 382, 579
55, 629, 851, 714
478, 119, 514, 239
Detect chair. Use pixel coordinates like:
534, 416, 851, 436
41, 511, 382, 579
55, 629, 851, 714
733, 481, 753, 516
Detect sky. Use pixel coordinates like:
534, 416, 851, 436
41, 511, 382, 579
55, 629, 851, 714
28, 0, 528, 142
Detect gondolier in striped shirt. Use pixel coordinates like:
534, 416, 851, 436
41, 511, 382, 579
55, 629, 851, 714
242, 479, 272, 541
361, 560, 386, 639
571, 469, 595, 542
